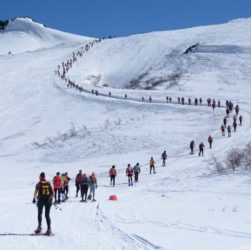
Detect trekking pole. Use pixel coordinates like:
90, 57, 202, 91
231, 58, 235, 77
53, 204, 62, 211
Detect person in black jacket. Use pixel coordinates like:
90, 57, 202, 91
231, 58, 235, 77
33, 172, 54, 235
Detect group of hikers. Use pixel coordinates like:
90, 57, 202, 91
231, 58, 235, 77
189, 135, 213, 157
176, 97, 221, 108
55, 38, 232, 108
220, 103, 243, 137
55, 38, 103, 92
41, 38, 245, 237
189, 100, 243, 157
32, 170, 98, 235
31, 153, 167, 235
32, 102, 243, 234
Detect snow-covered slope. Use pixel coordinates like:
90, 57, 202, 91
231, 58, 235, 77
0, 18, 251, 250
67, 18, 251, 94
0, 17, 91, 55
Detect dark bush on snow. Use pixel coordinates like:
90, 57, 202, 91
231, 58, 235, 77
243, 142, 251, 170
0, 20, 9, 32
211, 156, 226, 174
225, 148, 244, 172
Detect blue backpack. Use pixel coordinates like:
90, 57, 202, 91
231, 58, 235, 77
81, 176, 89, 185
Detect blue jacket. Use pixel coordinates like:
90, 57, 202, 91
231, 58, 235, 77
81, 176, 89, 186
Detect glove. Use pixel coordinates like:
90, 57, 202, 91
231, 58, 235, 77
32, 198, 36, 204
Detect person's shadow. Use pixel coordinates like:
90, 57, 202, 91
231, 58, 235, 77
0, 233, 33, 236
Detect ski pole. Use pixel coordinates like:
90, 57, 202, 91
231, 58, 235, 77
53, 204, 62, 211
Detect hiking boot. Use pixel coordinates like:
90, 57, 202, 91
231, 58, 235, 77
34, 226, 42, 234
44, 229, 52, 236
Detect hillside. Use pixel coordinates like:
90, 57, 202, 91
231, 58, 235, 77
67, 18, 251, 97
0, 18, 251, 250
0, 17, 91, 55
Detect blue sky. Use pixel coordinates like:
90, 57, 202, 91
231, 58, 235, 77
2, 0, 251, 37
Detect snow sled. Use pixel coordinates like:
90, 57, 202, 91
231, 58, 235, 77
109, 195, 118, 201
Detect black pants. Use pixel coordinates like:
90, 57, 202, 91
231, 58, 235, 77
54, 189, 61, 202
128, 175, 133, 185
190, 147, 194, 154
81, 185, 89, 201
134, 172, 139, 182
209, 142, 212, 148
64, 186, 69, 198
110, 176, 115, 186
150, 165, 155, 174
199, 148, 204, 156
76, 183, 80, 196
37, 198, 52, 230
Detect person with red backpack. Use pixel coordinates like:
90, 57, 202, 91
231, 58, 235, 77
208, 135, 213, 148
89, 172, 97, 201
75, 170, 82, 197
126, 164, 133, 186
109, 165, 117, 186
33, 172, 54, 235
53, 172, 62, 204
198, 143, 205, 156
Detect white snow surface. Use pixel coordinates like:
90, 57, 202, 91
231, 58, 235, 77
0, 17, 91, 55
0, 18, 251, 250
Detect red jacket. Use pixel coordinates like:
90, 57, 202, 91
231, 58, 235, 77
75, 173, 82, 184
53, 176, 62, 189
109, 168, 117, 176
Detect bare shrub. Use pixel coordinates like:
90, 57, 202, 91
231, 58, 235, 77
32, 123, 90, 148
103, 119, 111, 129
69, 123, 77, 138
225, 148, 244, 173
211, 156, 226, 174
114, 117, 121, 126
243, 142, 251, 170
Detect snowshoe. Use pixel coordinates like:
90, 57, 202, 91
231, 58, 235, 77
44, 229, 53, 236
34, 226, 42, 235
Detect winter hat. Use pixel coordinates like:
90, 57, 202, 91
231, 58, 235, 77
39, 172, 45, 180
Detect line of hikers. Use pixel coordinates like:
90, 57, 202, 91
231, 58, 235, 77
108, 158, 159, 187
55, 40, 233, 108
55, 39, 102, 79
176, 97, 221, 108
189, 135, 213, 157
221, 104, 243, 137
189, 103, 243, 156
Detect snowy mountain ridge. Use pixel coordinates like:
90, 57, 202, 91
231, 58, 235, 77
0, 17, 91, 55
